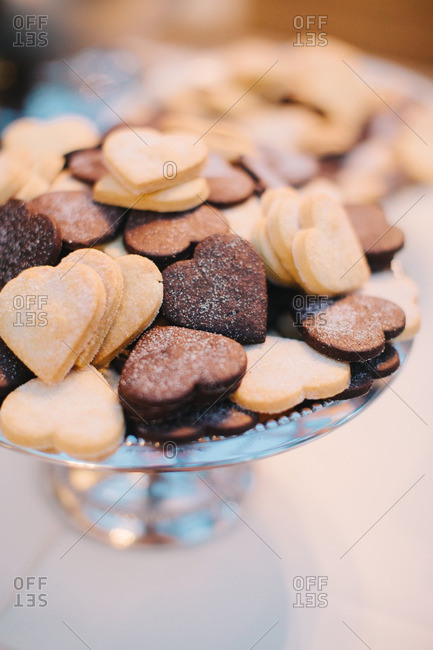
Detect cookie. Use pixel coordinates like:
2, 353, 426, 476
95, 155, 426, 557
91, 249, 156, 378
0, 199, 62, 289
299, 294, 406, 361
0, 368, 124, 460
357, 269, 420, 340
237, 154, 285, 192
93, 254, 163, 367
28, 191, 125, 249
394, 105, 433, 183
162, 233, 267, 344
94, 174, 209, 212
264, 188, 304, 285
334, 344, 400, 400
49, 170, 90, 193
221, 196, 262, 242
0, 338, 34, 401
129, 401, 258, 443
67, 148, 106, 183
59, 249, 123, 365
292, 194, 370, 295
1, 115, 100, 157
102, 127, 208, 194
96, 234, 128, 259
345, 204, 404, 270
231, 336, 350, 414
118, 326, 247, 420
14, 173, 50, 201
0, 264, 106, 383
123, 204, 228, 268
203, 153, 255, 206
0, 153, 30, 204
251, 218, 295, 286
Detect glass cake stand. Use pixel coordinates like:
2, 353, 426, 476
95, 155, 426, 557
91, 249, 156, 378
0, 341, 411, 547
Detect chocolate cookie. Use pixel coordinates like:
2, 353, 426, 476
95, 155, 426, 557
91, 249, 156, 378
298, 294, 406, 361
128, 400, 258, 443
162, 234, 267, 344
123, 204, 229, 268
0, 199, 61, 288
346, 204, 404, 270
203, 153, 255, 206
334, 344, 400, 400
0, 338, 33, 401
67, 148, 106, 183
28, 191, 126, 250
118, 325, 247, 420
238, 149, 318, 193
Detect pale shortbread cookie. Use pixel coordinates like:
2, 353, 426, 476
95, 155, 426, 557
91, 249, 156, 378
93, 254, 163, 367
94, 174, 209, 212
0, 153, 30, 204
102, 127, 208, 194
264, 188, 304, 285
251, 218, 295, 286
292, 194, 370, 295
231, 336, 350, 413
49, 170, 89, 193
95, 234, 128, 259
300, 178, 343, 203
14, 173, 50, 201
221, 196, 262, 242
60, 250, 123, 365
357, 270, 420, 340
394, 105, 433, 184
2, 115, 99, 157
0, 264, 106, 384
0, 368, 124, 460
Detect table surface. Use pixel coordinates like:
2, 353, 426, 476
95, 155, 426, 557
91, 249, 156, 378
0, 176, 432, 649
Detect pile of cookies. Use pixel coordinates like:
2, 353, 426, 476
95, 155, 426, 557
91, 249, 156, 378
0, 100, 421, 459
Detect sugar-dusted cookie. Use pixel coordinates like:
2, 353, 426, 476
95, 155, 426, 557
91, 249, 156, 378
162, 233, 267, 344
123, 204, 228, 268
357, 269, 420, 340
93, 254, 163, 367
0, 264, 106, 383
0, 368, 124, 460
299, 294, 406, 361
102, 127, 208, 194
292, 194, 370, 295
119, 326, 247, 420
231, 336, 350, 413
0, 338, 34, 401
67, 148, 106, 183
129, 401, 258, 443
28, 190, 125, 249
0, 199, 62, 289
346, 204, 404, 270
59, 249, 123, 364
2, 115, 100, 157
203, 153, 255, 206
94, 174, 209, 212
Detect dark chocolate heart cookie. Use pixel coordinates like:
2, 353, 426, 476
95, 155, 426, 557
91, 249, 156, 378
298, 294, 405, 361
119, 325, 247, 420
28, 191, 126, 250
334, 344, 400, 400
162, 233, 267, 344
346, 204, 404, 270
203, 153, 255, 206
123, 204, 229, 268
0, 338, 34, 401
0, 199, 61, 288
67, 148, 106, 183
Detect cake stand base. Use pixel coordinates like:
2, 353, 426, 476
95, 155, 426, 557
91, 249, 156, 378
49, 464, 254, 547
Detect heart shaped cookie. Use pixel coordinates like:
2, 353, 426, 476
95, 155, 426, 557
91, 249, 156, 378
123, 204, 228, 268
119, 326, 247, 420
0, 368, 124, 460
334, 344, 400, 400
28, 191, 126, 249
102, 127, 208, 194
93, 255, 163, 367
299, 294, 406, 361
2, 115, 100, 157
59, 249, 123, 364
0, 199, 62, 289
94, 174, 209, 212
231, 336, 350, 413
162, 233, 267, 344
0, 264, 106, 383
203, 153, 255, 206
292, 194, 370, 295
346, 203, 404, 270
